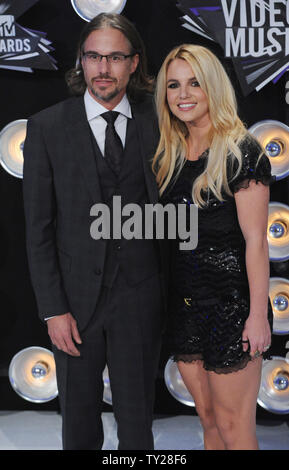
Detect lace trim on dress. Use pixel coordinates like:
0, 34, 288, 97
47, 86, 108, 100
231, 174, 275, 193
173, 351, 272, 375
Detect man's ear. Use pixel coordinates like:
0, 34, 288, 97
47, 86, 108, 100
130, 53, 140, 74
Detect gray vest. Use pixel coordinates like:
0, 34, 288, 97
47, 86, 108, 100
91, 117, 160, 287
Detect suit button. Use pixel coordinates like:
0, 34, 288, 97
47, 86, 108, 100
94, 268, 102, 275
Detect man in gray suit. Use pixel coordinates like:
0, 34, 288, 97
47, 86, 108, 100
23, 13, 165, 450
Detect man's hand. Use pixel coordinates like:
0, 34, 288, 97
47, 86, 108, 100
47, 313, 82, 356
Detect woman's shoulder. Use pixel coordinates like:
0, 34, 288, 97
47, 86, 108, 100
238, 133, 263, 158
228, 133, 275, 193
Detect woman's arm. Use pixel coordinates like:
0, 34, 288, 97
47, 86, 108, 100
234, 180, 272, 357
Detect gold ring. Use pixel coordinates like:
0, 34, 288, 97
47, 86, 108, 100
253, 351, 261, 358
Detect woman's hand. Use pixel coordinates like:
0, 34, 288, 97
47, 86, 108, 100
242, 314, 271, 358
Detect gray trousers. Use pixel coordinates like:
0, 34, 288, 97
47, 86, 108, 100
53, 270, 164, 450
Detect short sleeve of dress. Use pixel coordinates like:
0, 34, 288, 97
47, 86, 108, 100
228, 136, 276, 194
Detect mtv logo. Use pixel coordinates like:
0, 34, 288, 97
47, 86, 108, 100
0, 15, 16, 37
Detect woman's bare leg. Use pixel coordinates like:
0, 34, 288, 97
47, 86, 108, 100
208, 357, 263, 450
177, 360, 225, 450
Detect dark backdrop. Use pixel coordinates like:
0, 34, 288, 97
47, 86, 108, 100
0, 0, 288, 419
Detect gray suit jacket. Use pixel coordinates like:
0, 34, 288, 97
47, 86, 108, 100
23, 94, 164, 331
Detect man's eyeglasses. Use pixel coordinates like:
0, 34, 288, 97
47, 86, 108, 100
82, 52, 135, 64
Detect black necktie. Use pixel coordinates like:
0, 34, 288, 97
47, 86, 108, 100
102, 111, 123, 175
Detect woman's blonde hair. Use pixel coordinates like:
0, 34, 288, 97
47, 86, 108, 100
152, 44, 249, 207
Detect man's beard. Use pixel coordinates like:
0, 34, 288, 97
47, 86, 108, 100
89, 76, 121, 103
90, 86, 121, 103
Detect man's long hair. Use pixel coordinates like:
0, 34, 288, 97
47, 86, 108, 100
65, 13, 154, 102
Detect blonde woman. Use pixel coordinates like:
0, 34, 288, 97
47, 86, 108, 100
152, 44, 274, 450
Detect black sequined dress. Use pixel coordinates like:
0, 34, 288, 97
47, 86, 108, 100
164, 138, 274, 374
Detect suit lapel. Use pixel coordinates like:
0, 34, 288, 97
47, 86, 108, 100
64, 96, 102, 203
64, 96, 159, 205
131, 100, 160, 204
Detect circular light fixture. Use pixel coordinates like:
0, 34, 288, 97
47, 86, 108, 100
270, 277, 289, 335
71, 0, 127, 21
164, 358, 195, 407
0, 119, 27, 178
9, 347, 58, 403
9, 349, 112, 405
267, 202, 289, 262
258, 357, 289, 414
265, 140, 284, 158
249, 120, 289, 180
